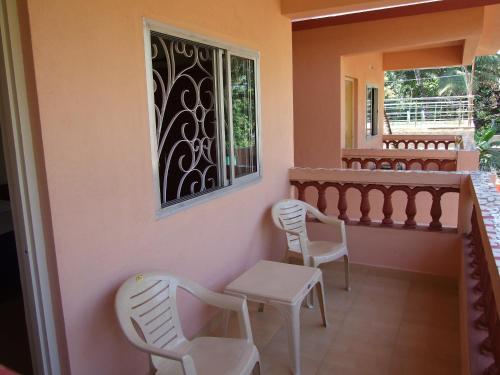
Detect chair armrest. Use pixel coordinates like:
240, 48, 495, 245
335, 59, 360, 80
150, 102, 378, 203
280, 227, 307, 238
306, 205, 347, 244
306, 205, 342, 226
179, 280, 254, 342
181, 281, 245, 312
314, 213, 343, 226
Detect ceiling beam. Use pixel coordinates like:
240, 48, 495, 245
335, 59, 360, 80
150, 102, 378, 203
291, 0, 500, 31
282, 0, 435, 21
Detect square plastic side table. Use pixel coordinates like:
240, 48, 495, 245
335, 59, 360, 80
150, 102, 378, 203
224, 260, 327, 375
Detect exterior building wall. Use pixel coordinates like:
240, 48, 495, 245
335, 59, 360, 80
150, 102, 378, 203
22, 0, 293, 374
383, 45, 464, 71
292, 7, 484, 168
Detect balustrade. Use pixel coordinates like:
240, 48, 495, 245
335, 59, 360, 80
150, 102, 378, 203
289, 168, 461, 231
382, 134, 463, 150
342, 156, 456, 171
463, 172, 500, 374
341, 148, 460, 172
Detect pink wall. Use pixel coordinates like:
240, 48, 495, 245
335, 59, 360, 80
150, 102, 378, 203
23, 0, 293, 374
309, 223, 461, 278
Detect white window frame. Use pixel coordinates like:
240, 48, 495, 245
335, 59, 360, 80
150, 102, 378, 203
143, 19, 262, 218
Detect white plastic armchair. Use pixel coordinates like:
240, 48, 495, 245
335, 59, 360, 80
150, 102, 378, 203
272, 199, 350, 291
115, 272, 260, 375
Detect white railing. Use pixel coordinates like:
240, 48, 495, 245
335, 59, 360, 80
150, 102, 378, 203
385, 96, 473, 127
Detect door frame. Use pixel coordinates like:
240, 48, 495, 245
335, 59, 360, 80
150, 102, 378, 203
0, 1, 61, 374
344, 76, 357, 149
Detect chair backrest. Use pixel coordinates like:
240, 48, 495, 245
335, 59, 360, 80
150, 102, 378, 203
115, 272, 186, 369
272, 199, 309, 252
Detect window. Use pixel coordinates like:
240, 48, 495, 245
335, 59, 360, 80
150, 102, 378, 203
145, 22, 260, 215
366, 86, 378, 136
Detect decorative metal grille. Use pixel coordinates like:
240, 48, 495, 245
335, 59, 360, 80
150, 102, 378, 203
151, 32, 220, 207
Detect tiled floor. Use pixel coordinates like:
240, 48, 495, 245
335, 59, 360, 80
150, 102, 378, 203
228, 262, 460, 375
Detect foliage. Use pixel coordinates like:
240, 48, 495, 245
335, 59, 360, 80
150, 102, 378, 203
231, 57, 256, 149
472, 55, 500, 129
385, 55, 500, 131
385, 68, 467, 99
474, 122, 500, 172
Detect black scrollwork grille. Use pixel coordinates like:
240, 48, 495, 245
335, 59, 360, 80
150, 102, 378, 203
151, 33, 221, 207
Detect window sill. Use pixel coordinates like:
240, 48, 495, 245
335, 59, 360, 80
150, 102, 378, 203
155, 174, 262, 219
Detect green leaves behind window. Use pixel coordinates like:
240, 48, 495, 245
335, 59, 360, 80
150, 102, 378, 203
231, 56, 257, 178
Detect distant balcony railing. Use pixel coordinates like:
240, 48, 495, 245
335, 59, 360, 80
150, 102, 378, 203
384, 96, 473, 127
383, 134, 463, 150
342, 148, 459, 171
342, 148, 479, 172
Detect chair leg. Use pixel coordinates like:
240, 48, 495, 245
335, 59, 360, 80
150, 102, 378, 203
344, 255, 351, 291
253, 361, 261, 375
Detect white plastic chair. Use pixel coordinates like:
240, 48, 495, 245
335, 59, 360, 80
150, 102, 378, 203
115, 272, 260, 375
272, 199, 350, 291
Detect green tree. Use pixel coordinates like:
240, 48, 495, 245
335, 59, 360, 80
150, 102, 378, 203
471, 55, 500, 130
474, 122, 500, 171
384, 55, 500, 131
231, 57, 256, 149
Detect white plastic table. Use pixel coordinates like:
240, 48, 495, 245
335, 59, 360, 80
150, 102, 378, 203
224, 260, 327, 375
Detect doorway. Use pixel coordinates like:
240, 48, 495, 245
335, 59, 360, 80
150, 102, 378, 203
345, 77, 356, 149
0, 1, 61, 374
0, 130, 33, 374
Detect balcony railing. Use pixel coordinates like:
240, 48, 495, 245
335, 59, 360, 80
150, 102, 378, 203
289, 167, 463, 231
384, 96, 473, 127
462, 172, 500, 375
342, 148, 458, 171
383, 134, 463, 150
288, 167, 499, 374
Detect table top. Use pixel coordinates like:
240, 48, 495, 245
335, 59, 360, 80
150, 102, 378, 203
225, 260, 321, 304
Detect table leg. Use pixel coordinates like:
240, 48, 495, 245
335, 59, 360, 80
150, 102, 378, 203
305, 289, 314, 309
273, 303, 301, 375
315, 279, 328, 327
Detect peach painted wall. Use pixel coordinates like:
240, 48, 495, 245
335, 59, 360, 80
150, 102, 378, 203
342, 53, 384, 149
23, 1, 293, 374
292, 7, 484, 168
477, 4, 500, 56
383, 44, 464, 71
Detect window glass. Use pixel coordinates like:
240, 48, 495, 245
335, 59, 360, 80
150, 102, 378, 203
231, 56, 257, 178
366, 87, 373, 136
366, 86, 378, 136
